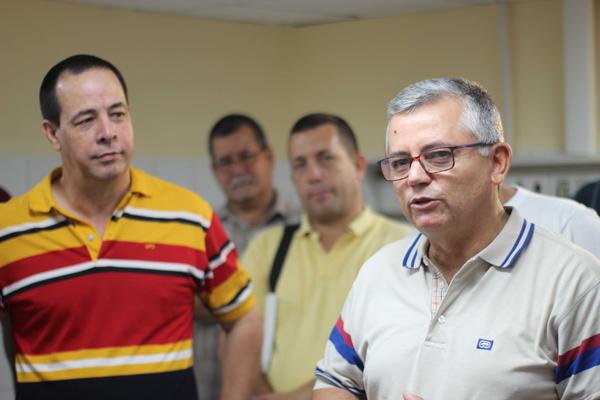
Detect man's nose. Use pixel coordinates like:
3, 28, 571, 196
96, 116, 116, 142
406, 158, 431, 186
305, 161, 324, 182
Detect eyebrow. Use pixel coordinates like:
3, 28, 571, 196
69, 102, 127, 125
108, 102, 127, 111
69, 108, 96, 125
387, 141, 454, 157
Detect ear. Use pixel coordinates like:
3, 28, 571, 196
42, 120, 61, 152
490, 143, 512, 185
354, 152, 368, 180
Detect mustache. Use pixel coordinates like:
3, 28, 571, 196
228, 174, 256, 190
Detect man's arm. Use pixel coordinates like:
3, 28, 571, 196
313, 388, 355, 400
220, 306, 263, 400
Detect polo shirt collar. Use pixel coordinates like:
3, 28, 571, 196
28, 167, 62, 213
478, 207, 535, 269
298, 206, 374, 237
219, 191, 287, 226
28, 167, 151, 214
128, 167, 153, 198
401, 207, 535, 270
400, 232, 426, 269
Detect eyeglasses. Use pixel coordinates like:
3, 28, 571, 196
213, 148, 264, 170
377, 142, 494, 181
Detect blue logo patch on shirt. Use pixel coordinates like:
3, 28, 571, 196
476, 338, 494, 351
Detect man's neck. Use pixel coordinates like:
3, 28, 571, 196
227, 189, 277, 227
52, 170, 131, 236
311, 203, 365, 252
427, 204, 509, 283
499, 184, 517, 204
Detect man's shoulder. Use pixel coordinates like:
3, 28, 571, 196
368, 211, 413, 238
0, 195, 26, 227
525, 225, 600, 277
514, 187, 596, 220
0, 183, 46, 228
351, 233, 423, 288
242, 224, 287, 262
247, 223, 288, 250
132, 169, 215, 217
370, 231, 422, 257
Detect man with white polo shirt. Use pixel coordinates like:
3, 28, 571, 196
500, 184, 600, 258
313, 78, 600, 400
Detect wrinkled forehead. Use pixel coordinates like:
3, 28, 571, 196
55, 68, 126, 109
288, 125, 347, 159
384, 98, 473, 155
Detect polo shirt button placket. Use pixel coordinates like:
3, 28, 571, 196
438, 315, 446, 324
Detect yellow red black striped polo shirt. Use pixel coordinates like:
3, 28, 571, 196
0, 167, 254, 399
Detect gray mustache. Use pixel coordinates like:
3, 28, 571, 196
228, 174, 256, 190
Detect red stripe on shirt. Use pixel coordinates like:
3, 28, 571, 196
336, 317, 354, 348
0, 246, 89, 287
9, 270, 196, 354
100, 240, 208, 270
557, 333, 600, 367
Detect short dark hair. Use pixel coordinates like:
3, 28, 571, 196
208, 114, 268, 157
39, 54, 129, 126
290, 113, 359, 155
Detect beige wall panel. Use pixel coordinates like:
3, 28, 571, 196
283, 5, 503, 158
509, 0, 564, 153
0, 0, 575, 161
0, 0, 290, 157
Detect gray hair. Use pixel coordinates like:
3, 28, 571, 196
386, 78, 504, 153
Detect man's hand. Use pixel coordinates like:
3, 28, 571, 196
220, 307, 263, 400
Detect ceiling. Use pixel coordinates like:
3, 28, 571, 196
52, 0, 529, 26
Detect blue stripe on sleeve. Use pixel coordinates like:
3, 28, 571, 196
329, 325, 364, 371
555, 346, 600, 383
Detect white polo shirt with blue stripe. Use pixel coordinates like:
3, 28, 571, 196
315, 208, 600, 400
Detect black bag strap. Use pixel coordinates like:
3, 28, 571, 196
268, 223, 300, 292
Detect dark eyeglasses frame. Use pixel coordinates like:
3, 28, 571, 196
377, 142, 494, 181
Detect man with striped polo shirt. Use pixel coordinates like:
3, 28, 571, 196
0, 54, 261, 400
314, 78, 600, 399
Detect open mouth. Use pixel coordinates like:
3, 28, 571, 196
410, 197, 438, 209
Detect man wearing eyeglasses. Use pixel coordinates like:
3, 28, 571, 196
194, 114, 300, 400
314, 78, 600, 400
